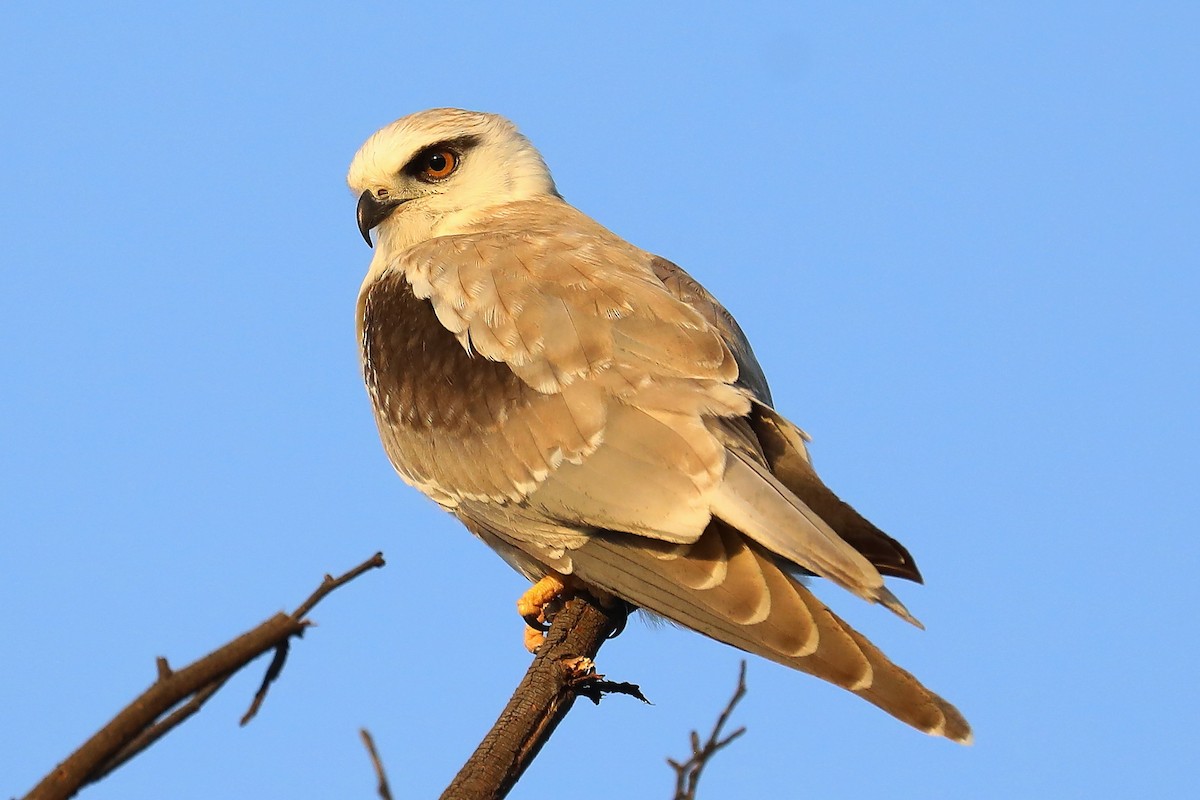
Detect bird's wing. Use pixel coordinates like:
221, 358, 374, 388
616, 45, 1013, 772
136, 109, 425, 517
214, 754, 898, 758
362, 219, 742, 526
366, 209, 899, 609
648, 255, 923, 582
647, 255, 774, 405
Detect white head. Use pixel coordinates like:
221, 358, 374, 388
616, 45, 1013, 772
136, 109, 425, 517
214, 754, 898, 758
348, 108, 559, 250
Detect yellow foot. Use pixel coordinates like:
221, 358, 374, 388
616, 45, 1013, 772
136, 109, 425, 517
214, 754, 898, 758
516, 573, 569, 630
523, 624, 546, 653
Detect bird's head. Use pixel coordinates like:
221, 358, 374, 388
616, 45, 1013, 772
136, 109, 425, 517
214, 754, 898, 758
348, 108, 559, 249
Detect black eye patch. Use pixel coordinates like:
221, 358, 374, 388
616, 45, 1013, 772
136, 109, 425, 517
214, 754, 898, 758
402, 135, 481, 178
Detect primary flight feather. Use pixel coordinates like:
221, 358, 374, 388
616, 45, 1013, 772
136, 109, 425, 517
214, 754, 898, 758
348, 108, 970, 743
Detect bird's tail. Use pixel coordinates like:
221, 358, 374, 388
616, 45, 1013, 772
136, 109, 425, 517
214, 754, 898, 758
571, 521, 972, 744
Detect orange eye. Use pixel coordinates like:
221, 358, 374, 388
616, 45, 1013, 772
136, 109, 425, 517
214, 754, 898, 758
419, 149, 458, 181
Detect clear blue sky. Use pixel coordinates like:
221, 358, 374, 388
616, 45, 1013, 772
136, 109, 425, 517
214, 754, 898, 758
3, 3, 1196, 797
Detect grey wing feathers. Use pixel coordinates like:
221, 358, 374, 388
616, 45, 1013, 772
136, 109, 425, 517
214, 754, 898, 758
640, 254, 969, 738
650, 256, 773, 403
651, 254, 924, 584
749, 403, 924, 582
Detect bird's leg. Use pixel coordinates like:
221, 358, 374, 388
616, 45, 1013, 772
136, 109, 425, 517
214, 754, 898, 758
518, 575, 633, 652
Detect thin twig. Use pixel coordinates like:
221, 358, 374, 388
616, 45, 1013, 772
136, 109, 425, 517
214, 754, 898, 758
360, 728, 394, 800
22, 552, 387, 800
243, 551, 387, 725
88, 677, 230, 783
667, 661, 749, 800
240, 640, 293, 725
294, 553, 387, 619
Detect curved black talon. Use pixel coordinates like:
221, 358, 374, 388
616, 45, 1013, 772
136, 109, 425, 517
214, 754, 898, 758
606, 601, 633, 639
522, 612, 550, 632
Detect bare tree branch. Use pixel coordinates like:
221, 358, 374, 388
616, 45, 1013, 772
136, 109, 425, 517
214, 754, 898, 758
360, 728, 394, 800
21, 552, 386, 800
83, 677, 230, 784
439, 593, 636, 800
667, 661, 748, 800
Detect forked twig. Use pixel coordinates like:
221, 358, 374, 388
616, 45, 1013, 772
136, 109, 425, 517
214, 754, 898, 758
22, 552, 386, 800
667, 661, 749, 800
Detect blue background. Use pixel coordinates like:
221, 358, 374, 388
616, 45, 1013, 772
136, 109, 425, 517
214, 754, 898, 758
4, 3, 1196, 797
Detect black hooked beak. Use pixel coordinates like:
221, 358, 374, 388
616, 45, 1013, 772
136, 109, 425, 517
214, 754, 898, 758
356, 190, 405, 247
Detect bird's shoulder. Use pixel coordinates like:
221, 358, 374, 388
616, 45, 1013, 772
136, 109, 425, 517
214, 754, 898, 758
381, 200, 741, 394
410, 198, 667, 300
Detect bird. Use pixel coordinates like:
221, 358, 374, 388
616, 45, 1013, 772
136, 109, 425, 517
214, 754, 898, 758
347, 108, 971, 743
